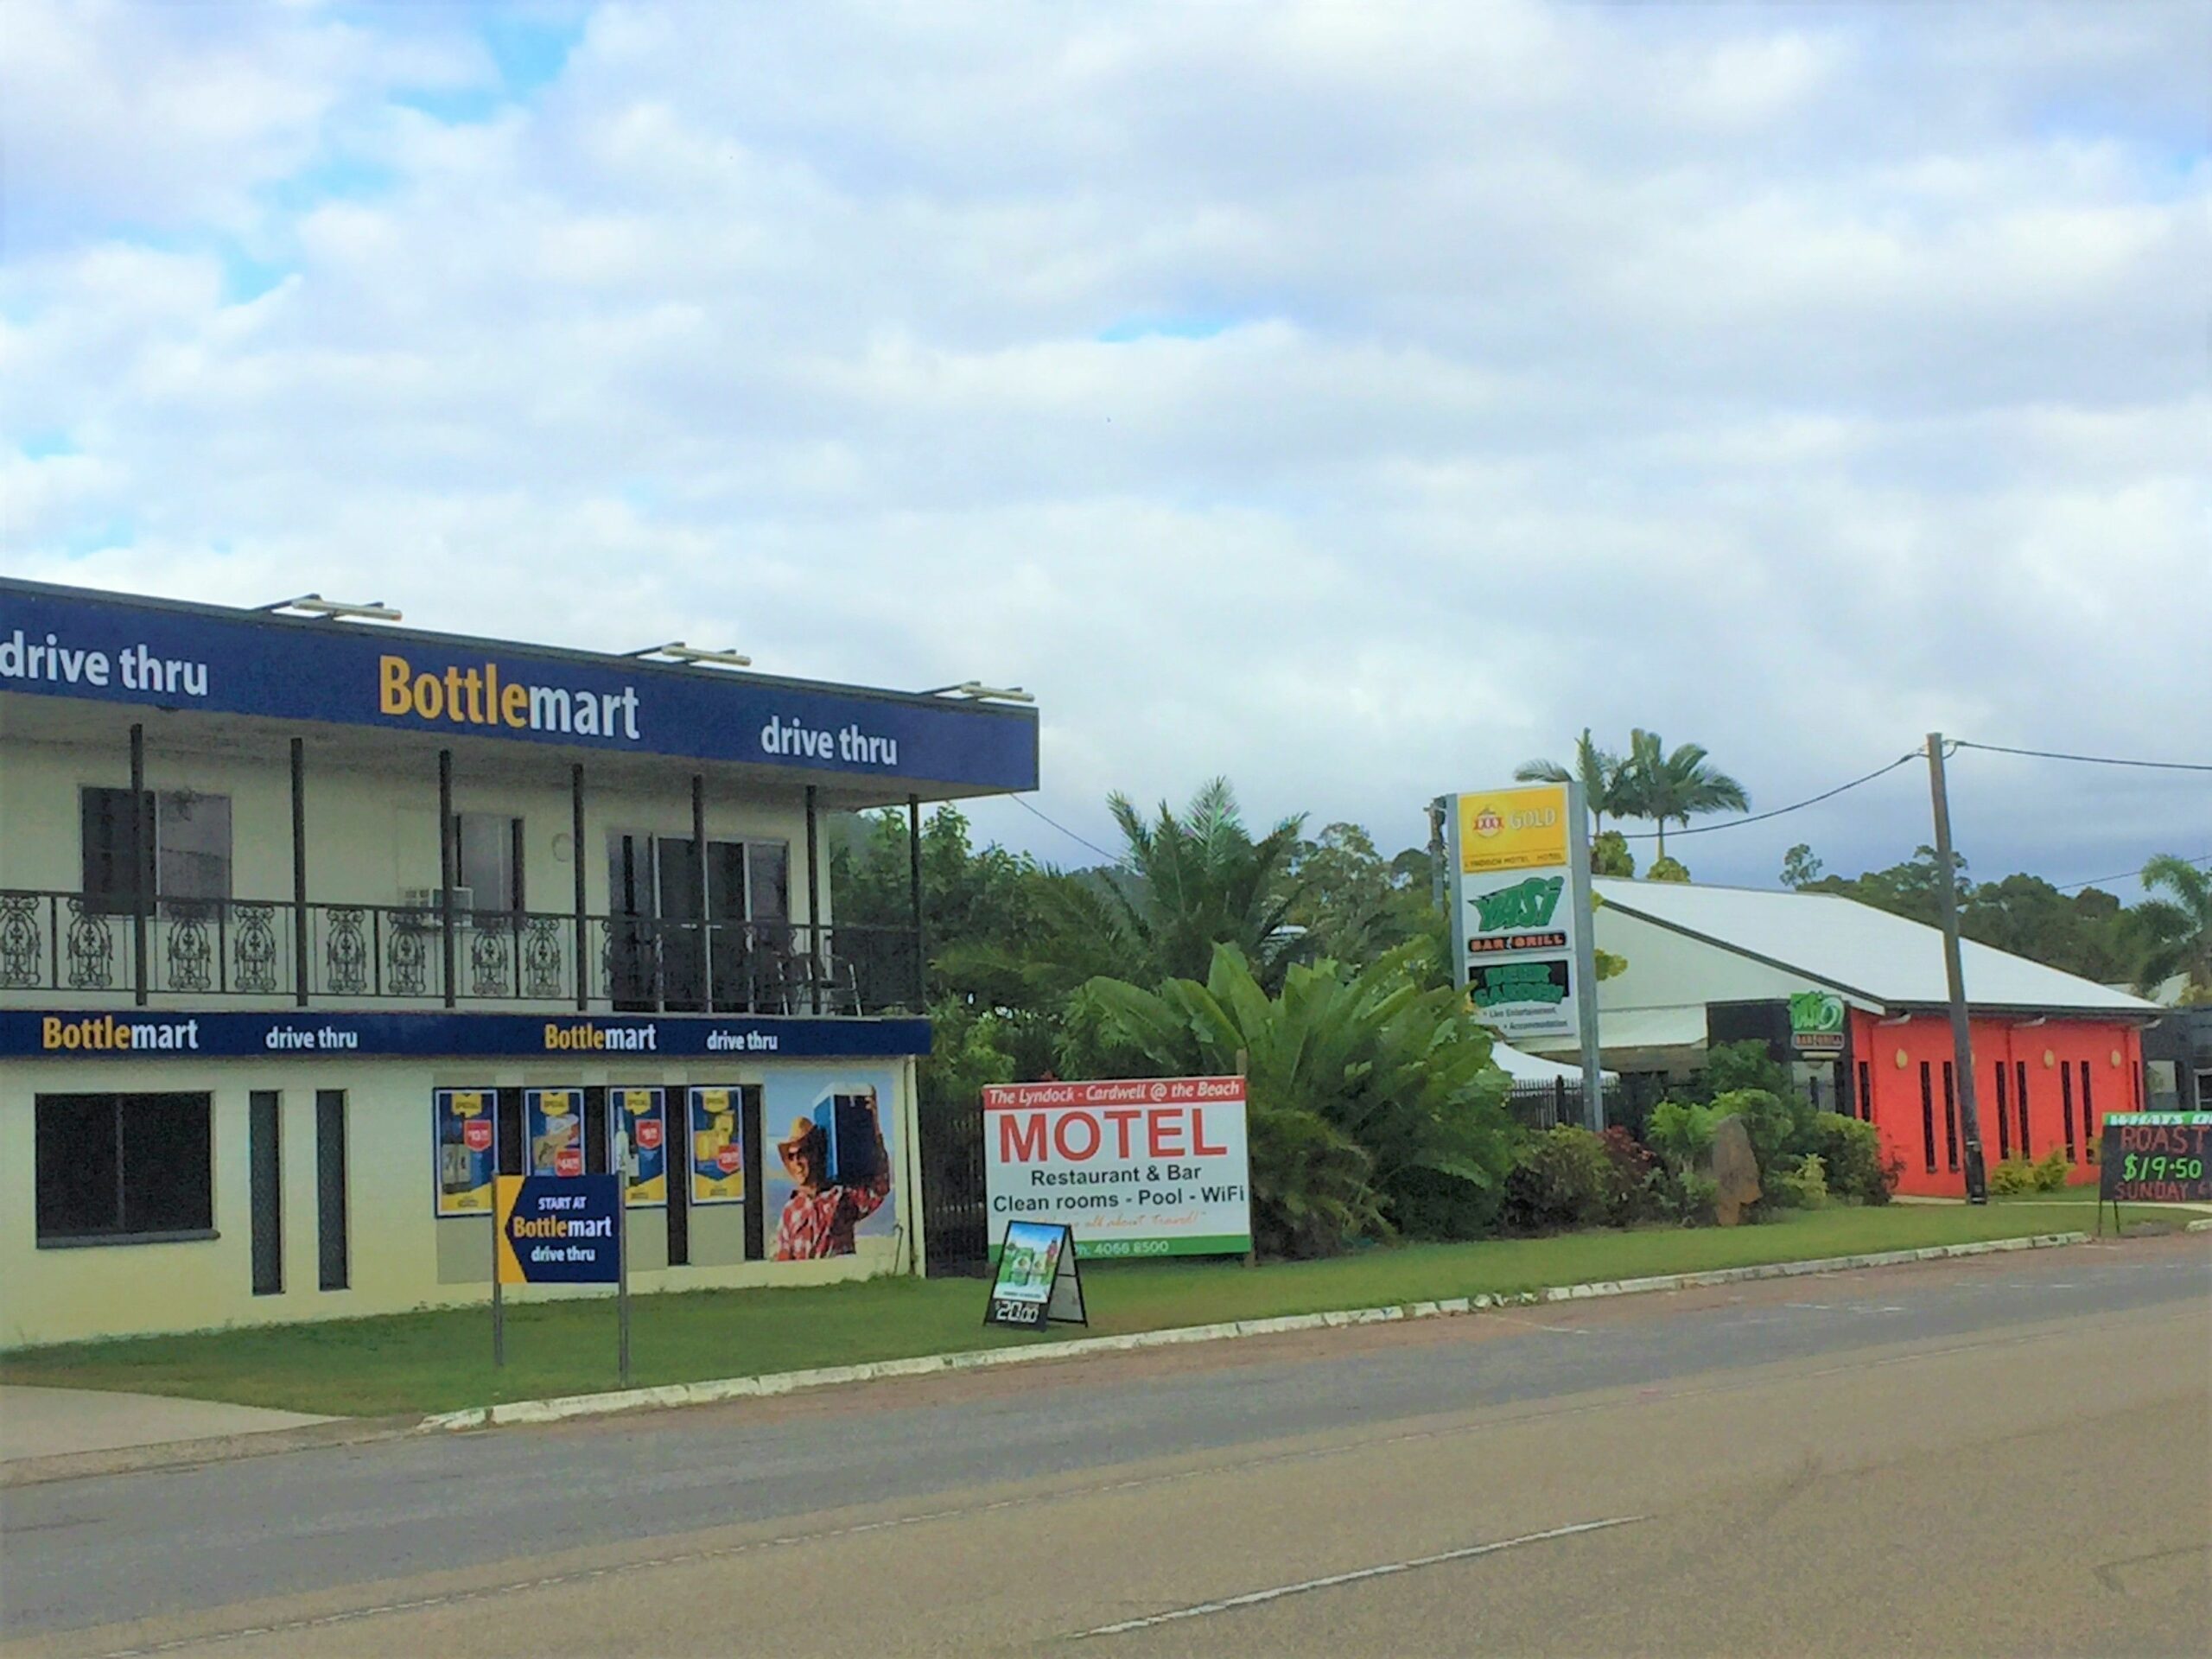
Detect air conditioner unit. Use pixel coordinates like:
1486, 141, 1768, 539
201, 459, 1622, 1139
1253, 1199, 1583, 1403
400, 887, 474, 923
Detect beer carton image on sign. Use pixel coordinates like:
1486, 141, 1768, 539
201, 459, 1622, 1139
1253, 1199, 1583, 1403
765, 1071, 898, 1261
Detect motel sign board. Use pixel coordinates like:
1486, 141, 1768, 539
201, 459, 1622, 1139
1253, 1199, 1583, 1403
982, 1077, 1252, 1258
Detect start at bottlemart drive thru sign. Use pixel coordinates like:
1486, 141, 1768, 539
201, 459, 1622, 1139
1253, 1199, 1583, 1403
1446, 782, 1599, 1049
982, 1077, 1252, 1257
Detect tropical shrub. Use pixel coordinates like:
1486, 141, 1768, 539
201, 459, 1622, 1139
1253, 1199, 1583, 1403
1803, 1115, 1893, 1205
1645, 1100, 1721, 1173
1764, 1153, 1829, 1210
2032, 1147, 2073, 1192
1069, 941, 1518, 1257
1501, 1127, 1613, 1233
1988, 1157, 2036, 1196
1649, 1168, 1719, 1225
1598, 1126, 1662, 1225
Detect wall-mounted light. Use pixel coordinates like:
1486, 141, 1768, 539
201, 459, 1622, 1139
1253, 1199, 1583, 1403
2043, 1050, 2057, 1068
259, 594, 403, 621
1895, 1048, 1910, 1070
627, 642, 753, 668
921, 681, 1035, 703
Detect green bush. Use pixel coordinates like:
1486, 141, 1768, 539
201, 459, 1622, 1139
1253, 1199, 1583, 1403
1598, 1127, 1662, 1226
1501, 1126, 1614, 1233
2032, 1148, 2073, 1192
1764, 1153, 1829, 1211
1988, 1157, 2036, 1196
1645, 1100, 1721, 1172
1804, 1115, 1894, 1205
1648, 1167, 1718, 1225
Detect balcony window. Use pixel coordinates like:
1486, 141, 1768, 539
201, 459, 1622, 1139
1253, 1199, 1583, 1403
79, 789, 231, 911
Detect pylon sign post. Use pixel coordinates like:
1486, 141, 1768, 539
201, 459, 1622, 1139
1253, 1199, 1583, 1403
1446, 781, 1604, 1129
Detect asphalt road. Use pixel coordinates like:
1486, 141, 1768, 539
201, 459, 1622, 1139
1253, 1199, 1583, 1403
3, 1236, 2207, 1657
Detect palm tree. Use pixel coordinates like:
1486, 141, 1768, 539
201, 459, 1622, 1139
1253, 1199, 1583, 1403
1514, 728, 1628, 833
1616, 729, 1749, 860
2133, 855, 2212, 1001
1035, 778, 1309, 991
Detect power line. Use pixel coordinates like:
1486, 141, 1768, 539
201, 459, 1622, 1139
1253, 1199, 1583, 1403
1007, 793, 1129, 868
1618, 751, 1922, 841
1953, 740, 2212, 774
2056, 851, 2212, 894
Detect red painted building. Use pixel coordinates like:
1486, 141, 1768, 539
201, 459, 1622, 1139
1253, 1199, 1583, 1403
1535, 880, 2161, 1198
1847, 1008, 2143, 1197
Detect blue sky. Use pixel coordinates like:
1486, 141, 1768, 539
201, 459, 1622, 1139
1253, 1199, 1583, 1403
2, 0, 2206, 895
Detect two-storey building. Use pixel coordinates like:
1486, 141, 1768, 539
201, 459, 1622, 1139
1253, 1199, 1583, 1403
0, 578, 1039, 1346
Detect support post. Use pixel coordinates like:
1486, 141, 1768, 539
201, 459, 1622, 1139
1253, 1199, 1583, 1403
1926, 733, 1987, 1202
692, 773, 711, 1014
290, 738, 309, 1005
130, 723, 149, 1006
438, 748, 457, 1009
907, 794, 926, 1010
572, 765, 588, 1011
804, 785, 822, 1014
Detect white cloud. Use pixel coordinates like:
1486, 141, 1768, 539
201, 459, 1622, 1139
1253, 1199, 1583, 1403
3, 0, 2207, 894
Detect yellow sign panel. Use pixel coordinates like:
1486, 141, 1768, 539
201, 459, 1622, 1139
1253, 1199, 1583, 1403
1458, 785, 1570, 875
493, 1175, 525, 1285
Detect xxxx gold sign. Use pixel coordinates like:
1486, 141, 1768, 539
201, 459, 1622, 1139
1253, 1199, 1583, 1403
1457, 785, 1570, 875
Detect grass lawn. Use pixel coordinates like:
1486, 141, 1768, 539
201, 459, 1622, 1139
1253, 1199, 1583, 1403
0, 1204, 2165, 1419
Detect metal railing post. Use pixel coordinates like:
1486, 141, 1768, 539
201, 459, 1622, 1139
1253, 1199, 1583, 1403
804, 785, 822, 1014
291, 738, 309, 1004
130, 723, 149, 1005
908, 794, 926, 1011
437, 748, 457, 1008
571, 764, 588, 1010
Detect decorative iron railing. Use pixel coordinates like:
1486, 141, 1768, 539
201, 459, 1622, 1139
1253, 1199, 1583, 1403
0, 890, 922, 1016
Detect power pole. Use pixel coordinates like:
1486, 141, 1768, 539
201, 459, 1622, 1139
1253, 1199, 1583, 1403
1427, 798, 1447, 917
1925, 733, 1987, 1203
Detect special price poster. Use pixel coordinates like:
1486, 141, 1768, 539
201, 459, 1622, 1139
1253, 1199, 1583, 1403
526, 1088, 587, 1177
764, 1071, 899, 1261
613, 1086, 667, 1208
433, 1088, 496, 1217
688, 1086, 747, 1205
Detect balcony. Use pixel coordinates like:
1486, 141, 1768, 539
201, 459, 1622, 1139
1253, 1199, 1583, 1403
0, 890, 922, 1017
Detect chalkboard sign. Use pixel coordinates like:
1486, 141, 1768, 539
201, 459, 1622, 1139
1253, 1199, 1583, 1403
2098, 1113, 2212, 1207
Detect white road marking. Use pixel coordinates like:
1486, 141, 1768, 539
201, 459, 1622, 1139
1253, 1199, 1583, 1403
1070, 1516, 1649, 1639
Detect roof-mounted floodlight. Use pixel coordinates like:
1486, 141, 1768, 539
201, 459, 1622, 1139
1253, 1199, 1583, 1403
258, 594, 404, 622
921, 681, 1035, 703
627, 641, 753, 669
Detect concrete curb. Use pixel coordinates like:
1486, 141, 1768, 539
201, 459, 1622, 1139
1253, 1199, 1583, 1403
416, 1230, 2090, 1434
0, 1414, 424, 1491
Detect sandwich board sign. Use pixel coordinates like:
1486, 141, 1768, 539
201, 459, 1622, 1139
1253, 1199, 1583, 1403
2096, 1112, 2212, 1233
984, 1220, 1087, 1330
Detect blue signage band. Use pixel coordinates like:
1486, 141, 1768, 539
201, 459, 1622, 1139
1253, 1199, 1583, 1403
0, 579, 1038, 793
4, 1008, 931, 1060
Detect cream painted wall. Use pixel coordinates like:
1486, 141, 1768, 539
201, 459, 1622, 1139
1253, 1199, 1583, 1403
0, 730, 817, 920
0, 1055, 919, 1349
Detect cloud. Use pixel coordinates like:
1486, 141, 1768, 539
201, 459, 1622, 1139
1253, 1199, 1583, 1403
3, 0, 2207, 895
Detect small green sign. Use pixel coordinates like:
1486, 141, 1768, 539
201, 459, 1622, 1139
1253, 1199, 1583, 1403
1789, 992, 1847, 1052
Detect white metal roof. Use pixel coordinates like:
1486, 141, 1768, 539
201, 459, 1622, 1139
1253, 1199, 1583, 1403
1592, 878, 2160, 1017
1489, 1039, 1619, 1084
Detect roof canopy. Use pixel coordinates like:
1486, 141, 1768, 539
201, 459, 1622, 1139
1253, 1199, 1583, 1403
1593, 878, 2158, 1018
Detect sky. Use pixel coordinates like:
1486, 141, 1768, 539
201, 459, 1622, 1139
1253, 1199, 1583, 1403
3, 0, 2207, 897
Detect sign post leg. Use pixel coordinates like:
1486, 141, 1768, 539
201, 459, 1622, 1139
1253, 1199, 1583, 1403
492, 1252, 505, 1368
617, 1170, 632, 1386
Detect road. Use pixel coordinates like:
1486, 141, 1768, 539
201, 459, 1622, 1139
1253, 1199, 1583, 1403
3, 1236, 2207, 1657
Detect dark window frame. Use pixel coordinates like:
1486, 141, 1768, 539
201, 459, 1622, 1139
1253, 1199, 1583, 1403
1919, 1062, 1937, 1173
35, 1091, 215, 1248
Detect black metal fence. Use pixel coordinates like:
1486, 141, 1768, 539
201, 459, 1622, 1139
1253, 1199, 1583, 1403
918, 1089, 990, 1277
0, 888, 922, 1015
1503, 1074, 1668, 1138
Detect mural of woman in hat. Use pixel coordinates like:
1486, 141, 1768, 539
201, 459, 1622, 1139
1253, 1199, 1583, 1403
772, 1087, 891, 1261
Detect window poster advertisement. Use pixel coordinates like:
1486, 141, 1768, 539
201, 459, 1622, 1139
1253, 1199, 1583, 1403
526, 1088, 586, 1177
764, 1070, 898, 1261
433, 1088, 496, 1217
614, 1086, 667, 1209
688, 1086, 747, 1205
